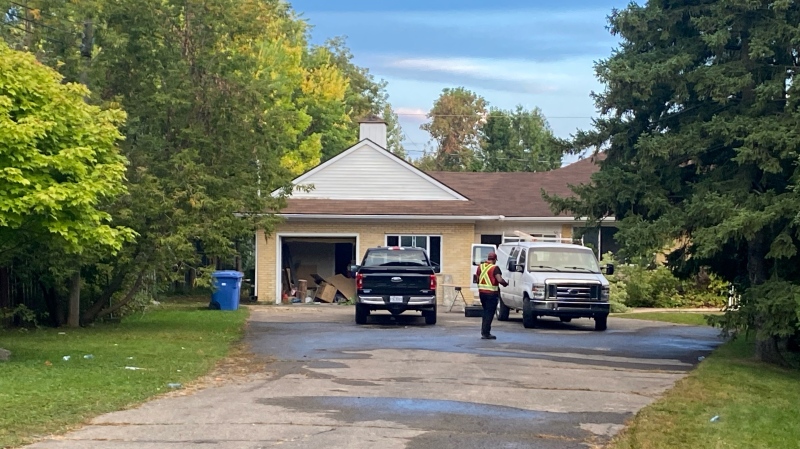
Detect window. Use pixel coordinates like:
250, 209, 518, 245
386, 235, 442, 268
517, 249, 527, 270
363, 248, 428, 267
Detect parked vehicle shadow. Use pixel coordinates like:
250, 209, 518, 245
505, 316, 595, 332
358, 313, 430, 327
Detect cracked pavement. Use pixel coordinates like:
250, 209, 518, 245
26, 306, 722, 448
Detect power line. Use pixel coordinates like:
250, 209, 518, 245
395, 113, 593, 119
0, 21, 67, 46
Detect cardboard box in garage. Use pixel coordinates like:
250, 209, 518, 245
314, 282, 337, 303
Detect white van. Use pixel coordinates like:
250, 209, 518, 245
471, 238, 614, 331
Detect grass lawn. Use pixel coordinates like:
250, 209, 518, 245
0, 299, 249, 448
613, 311, 717, 326
610, 336, 800, 449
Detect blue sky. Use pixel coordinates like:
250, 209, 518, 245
288, 0, 632, 163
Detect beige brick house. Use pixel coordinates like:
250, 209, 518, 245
255, 118, 616, 304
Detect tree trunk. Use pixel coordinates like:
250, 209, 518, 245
755, 337, 786, 366
0, 267, 9, 309
81, 264, 131, 323
67, 272, 81, 328
84, 267, 147, 324
41, 281, 63, 327
747, 231, 781, 363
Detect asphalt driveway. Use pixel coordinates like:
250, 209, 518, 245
28, 306, 722, 449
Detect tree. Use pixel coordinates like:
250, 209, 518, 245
316, 37, 406, 159
0, 41, 130, 262
546, 0, 800, 364
0, 42, 133, 326
479, 106, 562, 172
420, 87, 487, 171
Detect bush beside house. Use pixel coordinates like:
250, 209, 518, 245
602, 253, 727, 312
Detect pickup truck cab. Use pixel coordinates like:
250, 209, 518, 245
473, 239, 614, 331
349, 246, 440, 325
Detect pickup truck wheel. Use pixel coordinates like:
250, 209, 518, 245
496, 299, 510, 321
423, 307, 437, 325
522, 296, 537, 329
594, 314, 608, 331
355, 303, 369, 325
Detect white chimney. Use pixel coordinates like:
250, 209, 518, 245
358, 115, 387, 148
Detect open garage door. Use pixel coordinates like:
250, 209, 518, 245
279, 236, 357, 302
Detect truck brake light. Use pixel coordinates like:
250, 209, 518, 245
430, 274, 437, 290
356, 273, 363, 290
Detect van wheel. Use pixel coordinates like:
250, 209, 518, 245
594, 314, 608, 331
496, 299, 510, 321
522, 296, 537, 329
355, 303, 369, 325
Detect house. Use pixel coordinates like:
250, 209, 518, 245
254, 117, 617, 304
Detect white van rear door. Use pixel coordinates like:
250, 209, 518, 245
470, 244, 497, 296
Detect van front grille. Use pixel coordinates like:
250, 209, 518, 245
546, 283, 600, 301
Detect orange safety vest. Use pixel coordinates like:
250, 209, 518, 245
477, 262, 499, 293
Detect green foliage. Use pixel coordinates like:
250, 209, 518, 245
0, 42, 132, 262
546, 0, 800, 357
711, 279, 800, 343
601, 253, 727, 310
0, 0, 401, 325
0, 304, 42, 327
314, 37, 406, 159
479, 106, 563, 172
420, 87, 487, 171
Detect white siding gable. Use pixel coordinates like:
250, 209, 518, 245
289, 140, 467, 201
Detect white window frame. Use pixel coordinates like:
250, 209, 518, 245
385, 234, 443, 269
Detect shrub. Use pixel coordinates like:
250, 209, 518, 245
600, 253, 727, 310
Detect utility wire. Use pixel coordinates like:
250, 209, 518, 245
0, 21, 67, 45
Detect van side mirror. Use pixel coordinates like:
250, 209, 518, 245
603, 264, 615, 276
507, 260, 516, 271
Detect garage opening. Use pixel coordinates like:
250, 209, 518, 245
280, 236, 357, 301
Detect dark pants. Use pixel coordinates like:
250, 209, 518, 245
479, 292, 499, 336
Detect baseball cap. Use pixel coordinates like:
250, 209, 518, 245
487, 252, 497, 260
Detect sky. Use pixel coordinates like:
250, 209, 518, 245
287, 0, 632, 164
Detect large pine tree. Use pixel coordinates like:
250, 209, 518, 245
549, 0, 800, 363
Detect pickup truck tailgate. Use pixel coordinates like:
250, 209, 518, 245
360, 268, 433, 295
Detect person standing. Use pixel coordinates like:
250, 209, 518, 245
475, 252, 509, 340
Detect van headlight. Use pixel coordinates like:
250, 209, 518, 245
601, 286, 610, 301
532, 284, 546, 299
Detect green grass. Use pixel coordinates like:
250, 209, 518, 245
613, 311, 717, 326
0, 299, 249, 448
610, 337, 800, 449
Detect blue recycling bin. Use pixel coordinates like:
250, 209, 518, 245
210, 271, 244, 310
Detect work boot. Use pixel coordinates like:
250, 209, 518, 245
481, 334, 497, 340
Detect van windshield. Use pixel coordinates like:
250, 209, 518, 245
363, 249, 429, 267
528, 248, 600, 273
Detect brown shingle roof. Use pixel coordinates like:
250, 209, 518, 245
280, 199, 495, 216
427, 155, 602, 217
281, 154, 602, 218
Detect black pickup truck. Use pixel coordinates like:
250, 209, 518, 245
349, 246, 440, 325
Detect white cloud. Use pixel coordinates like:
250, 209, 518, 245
393, 107, 429, 123
378, 55, 595, 95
